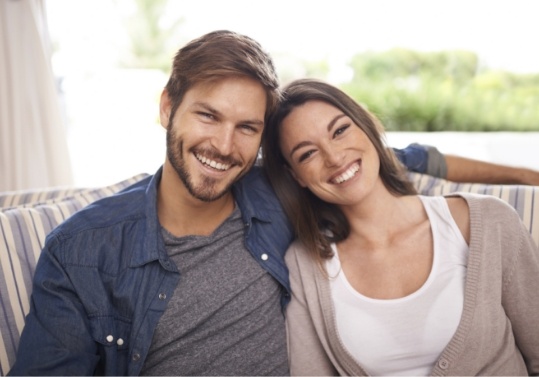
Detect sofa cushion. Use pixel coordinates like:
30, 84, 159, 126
0, 172, 537, 375
408, 172, 538, 247
0, 173, 148, 375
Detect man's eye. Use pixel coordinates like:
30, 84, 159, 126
241, 124, 257, 133
334, 124, 350, 137
198, 112, 215, 120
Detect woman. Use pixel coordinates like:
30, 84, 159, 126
262, 78, 539, 376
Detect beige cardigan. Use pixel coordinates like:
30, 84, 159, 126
285, 193, 539, 376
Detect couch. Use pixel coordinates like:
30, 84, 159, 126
0, 172, 537, 375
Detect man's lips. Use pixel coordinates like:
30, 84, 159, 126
195, 153, 232, 171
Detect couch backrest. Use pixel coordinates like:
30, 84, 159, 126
0, 172, 537, 375
0, 174, 149, 376
407, 172, 538, 246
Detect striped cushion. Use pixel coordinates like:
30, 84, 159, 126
409, 172, 538, 247
0, 173, 148, 375
0, 172, 537, 374
0, 187, 87, 209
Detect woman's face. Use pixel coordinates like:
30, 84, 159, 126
279, 100, 381, 206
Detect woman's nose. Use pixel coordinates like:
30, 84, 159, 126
323, 147, 345, 167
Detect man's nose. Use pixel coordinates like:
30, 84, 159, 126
211, 124, 235, 155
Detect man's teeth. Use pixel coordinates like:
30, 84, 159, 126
196, 154, 231, 171
334, 164, 359, 184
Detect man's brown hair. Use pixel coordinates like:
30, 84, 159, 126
165, 30, 280, 123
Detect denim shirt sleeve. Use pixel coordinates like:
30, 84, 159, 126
8, 237, 100, 376
392, 143, 447, 178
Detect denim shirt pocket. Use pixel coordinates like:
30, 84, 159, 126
89, 316, 132, 375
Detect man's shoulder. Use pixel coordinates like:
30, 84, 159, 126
233, 167, 282, 213
51, 176, 151, 239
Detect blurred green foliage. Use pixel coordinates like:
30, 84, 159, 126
117, 0, 183, 72
115, 0, 538, 131
339, 49, 539, 131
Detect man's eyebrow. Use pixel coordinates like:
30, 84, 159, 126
192, 102, 264, 126
288, 113, 347, 158
192, 102, 221, 116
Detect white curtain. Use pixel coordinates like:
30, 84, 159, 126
0, 0, 73, 191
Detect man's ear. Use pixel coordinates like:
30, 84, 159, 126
159, 89, 172, 129
287, 165, 307, 188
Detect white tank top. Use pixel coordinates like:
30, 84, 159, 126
326, 196, 469, 376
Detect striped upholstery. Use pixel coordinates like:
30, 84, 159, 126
0, 174, 148, 375
0, 187, 87, 209
0, 172, 537, 374
408, 172, 538, 247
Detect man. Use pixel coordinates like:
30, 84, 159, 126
8, 30, 539, 376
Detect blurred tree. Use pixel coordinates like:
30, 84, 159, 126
116, 0, 184, 72
349, 48, 479, 84
342, 48, 539, 132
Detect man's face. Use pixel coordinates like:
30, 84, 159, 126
161, 76, 267, 202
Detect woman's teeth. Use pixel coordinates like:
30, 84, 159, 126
334, 163, 359, 184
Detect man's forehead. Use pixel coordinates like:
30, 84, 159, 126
184, 77, 267, 118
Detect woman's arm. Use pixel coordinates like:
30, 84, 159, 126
501, 219, 539, 375
285, 245, 338, 376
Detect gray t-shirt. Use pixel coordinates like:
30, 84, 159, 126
140, 207, 288, 376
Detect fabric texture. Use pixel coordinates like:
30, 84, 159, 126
0, 173, 148, 376
407, 172, 539, 247
285, 193, 539, 376
141, 209, 287, 376
1, 167, 538, 375
391, 143, 447, 178
326, 196, 468, 376
6, 167, 293, 376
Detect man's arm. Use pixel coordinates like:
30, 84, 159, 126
444, 154, 539, 185
394, 143, 539, 185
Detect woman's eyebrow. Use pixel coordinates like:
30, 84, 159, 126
288, 113, 347, 158
327, 114, 347, 132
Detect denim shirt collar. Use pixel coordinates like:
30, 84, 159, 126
129, 166, 278, 270
127, 167, 173, 271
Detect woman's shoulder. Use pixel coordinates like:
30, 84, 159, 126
285, 239, 312, 263
445, 192, 524, 239
449, 192, 520, 219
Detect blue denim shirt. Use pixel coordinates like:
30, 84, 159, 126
9, 167, 293, 376
9, 145, 434, 376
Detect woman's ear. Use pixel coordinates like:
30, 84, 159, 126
287, 165, 307, 188
159, 90, 172, 129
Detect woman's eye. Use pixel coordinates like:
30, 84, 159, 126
298, 150, 315, 163
334, 124, 350, 137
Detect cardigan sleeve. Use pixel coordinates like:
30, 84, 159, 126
500, 213, 539, 375
285, 244, 339, 376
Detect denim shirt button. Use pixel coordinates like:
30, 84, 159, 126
106, 335, 114, 343
158, 293, 167, 300
132, 353, 141, 362
261, 253, 268, 261
117, 338, 124, 346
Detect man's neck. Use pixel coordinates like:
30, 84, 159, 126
157, 170, 236, 237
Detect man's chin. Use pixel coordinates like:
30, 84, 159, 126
189, 187, 230, 203
187, 176, 237, 203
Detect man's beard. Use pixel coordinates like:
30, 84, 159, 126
166, 126, 253, 202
